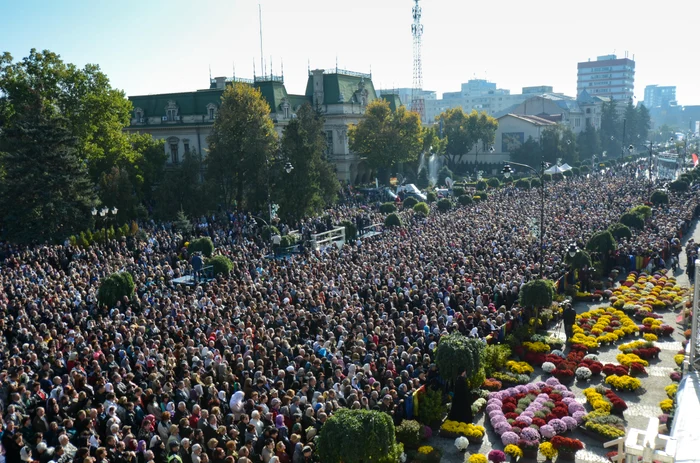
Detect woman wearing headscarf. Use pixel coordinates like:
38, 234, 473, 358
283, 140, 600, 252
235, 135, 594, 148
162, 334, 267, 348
138, 415, 156, 442
274, 415, 289, 441
291, 442, 304, 463
228, 391, 245, 421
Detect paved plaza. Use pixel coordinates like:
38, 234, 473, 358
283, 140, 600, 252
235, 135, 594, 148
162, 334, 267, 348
431, 220, 698, 463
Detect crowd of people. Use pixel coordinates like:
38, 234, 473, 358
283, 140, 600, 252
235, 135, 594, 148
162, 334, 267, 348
0, 168, 697, 463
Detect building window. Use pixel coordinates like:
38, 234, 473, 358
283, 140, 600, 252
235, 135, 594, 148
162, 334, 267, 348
575, 118, 581, 127
135, 108, 144, 122
170, 143, 179, 164
208, 108, 215, 120
167, 108, 177, 121
184, 141, 190, 154
324, 131, 333, 156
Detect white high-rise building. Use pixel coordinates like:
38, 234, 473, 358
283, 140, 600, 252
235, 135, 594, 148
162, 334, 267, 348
577, 54, 635, 101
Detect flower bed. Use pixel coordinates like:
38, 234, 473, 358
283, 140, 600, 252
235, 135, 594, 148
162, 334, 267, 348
604, 374, 642, 391
572, 308, 639, 351
440, 420, 485, 441
486, 378, 580, 446
581, 384, 627, 440
611, 271, 686, 312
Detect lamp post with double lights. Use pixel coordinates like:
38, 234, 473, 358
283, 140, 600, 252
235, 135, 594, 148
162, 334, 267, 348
502, 158, 551, 269
91, 206, 118, 229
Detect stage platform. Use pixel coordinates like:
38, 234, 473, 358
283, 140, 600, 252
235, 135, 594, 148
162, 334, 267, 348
671, 369, 700, 463
171, 275, 215, 286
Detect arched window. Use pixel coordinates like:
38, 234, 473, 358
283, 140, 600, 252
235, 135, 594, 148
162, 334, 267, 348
167, 137, 180, 164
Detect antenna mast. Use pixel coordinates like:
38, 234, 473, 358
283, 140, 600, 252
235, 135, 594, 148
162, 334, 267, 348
410, 0, 424, 121
259, 3, 265, 77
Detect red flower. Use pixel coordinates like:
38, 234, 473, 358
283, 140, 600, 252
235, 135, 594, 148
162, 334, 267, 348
544, 413, 557, 423
551, 436, 584, 451
541, 386, 553, 394
532, 417, 547, 427
552, 406, 569, 418
512, 420, 530, 429
502, 403, 516, 413
505, 412, 519, 420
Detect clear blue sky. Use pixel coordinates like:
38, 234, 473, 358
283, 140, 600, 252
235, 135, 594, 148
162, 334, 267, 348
2, 0, 699, 105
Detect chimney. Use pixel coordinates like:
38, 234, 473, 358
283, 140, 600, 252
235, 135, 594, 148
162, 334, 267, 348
312, 69, 325, 107
215, 77, 226, 89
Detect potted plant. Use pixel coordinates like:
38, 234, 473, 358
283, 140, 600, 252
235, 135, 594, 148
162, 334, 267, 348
488, 450, 506, 463
414, 445, 442, 462
539, 442, 558, 462
517, 440, 538, 460
550, 436, 584, 461
504, 445, 523, 463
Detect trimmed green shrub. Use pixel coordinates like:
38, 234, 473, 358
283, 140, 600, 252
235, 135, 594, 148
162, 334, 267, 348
206, 255, 233, 276
458, 195, 473, 206
487, 177, 501, 188
476, 190, 488, 200
317, 409, 402, 463
402, 196, 418, 209
452, 186, 465, 197
384, 213, 402, 228
563, 169, 573, 178
580, 165, 590, 174
380, 202, 397, 213
413, 202, 430, 215
571, 166, 580, 176
629, 205, 652, 220
515, 178, 531, 189
417, 386, 446, 427
586, 230, 617, 254
436, 198, 452, 212
261, 225, 280, 242
670, 180, 689, 192
278, 235, 297, 248
476, 179, 488, 191
341, 220, 357, 241
543, 173, 553, 182
530, 177, 542, 188
608, 222, 632, 240
650, 190, 669, 205
395, 420, 423, 448
188, 237, 215, 257
98, 272, 135, 308
426, 191, 437, 203
552, 172, 564, 181
482, 344, 512, 377
620, 212, 645, 229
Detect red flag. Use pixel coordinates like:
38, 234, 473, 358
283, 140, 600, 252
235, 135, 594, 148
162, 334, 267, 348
693, 153, 699, 167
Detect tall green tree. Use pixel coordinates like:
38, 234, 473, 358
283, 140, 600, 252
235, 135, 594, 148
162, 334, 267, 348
275, 103, 339, 222
0, 103, 96, 243
154, 149, 207, 219
623, 101, 638, 149
637, 104, 651, 141
511, 136, 541, 168
600, 99, 621, 157
127, 132, 167, 203
577, 122, 601, 160
467, 110, 499, 154
436, 107, 473, 166
540, 125, 578, 165
206, 83, 278, 210
0, 49, 136, 179
348, 100, 423, 174
99, 166, 137, 223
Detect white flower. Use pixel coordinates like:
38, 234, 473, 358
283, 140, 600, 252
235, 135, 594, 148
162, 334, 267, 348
575, 366, 592, 380
455, 436, 470, 451
400, 453, 407, 463
584, 354, 599, 361
542, 362, 556, 373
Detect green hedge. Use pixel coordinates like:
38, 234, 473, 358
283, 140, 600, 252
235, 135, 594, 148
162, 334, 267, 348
98, 272, 135, 308
380, 202, 397, 213
458, 195, 473, 206
384, 213, 402, 228
437, 198, 451, 212
650, 190, 669, 205
206, 255, 233, 276
487, 177, 501, 188
413, 202, 430, 215
452, 186, 465, 197
402, 196, 418, 209
188, 237, 215, 257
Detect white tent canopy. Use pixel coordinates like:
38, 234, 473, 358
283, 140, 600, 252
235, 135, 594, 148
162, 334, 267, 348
544, 165, 568, 174
559, 163, 573, 171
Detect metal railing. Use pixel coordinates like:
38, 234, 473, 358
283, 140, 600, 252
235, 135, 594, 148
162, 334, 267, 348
310, 68, 371, 79
210, 76, 255, 85
310, 226, 346, 251
254, 74, 284, 83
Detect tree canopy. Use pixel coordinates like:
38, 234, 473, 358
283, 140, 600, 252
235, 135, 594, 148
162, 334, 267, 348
348, 99, 423, 171
0, 103, 96, 243
436, 108, 498, 166
435, 332, 484, 382
519, 279, 555, 309
206, 83, 278, 210
275, 103, 339, 221
317, 409, 402, 463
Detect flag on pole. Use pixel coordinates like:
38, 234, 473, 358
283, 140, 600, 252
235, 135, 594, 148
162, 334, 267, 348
692, 153, 698, 167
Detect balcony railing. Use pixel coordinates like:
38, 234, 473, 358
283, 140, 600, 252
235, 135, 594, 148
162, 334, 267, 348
254, 74, 284, 83
309, 68, 371, 79
210, 76, 255, 85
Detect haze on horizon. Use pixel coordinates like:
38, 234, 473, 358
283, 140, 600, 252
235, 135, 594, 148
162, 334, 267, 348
2, 0, 699, 106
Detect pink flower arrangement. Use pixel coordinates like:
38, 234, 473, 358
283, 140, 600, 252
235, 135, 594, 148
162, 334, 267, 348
488, 450, 507, 463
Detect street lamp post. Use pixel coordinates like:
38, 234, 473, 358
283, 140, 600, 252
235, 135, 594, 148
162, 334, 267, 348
502, 158, 550, 269
267, 158, 294, 224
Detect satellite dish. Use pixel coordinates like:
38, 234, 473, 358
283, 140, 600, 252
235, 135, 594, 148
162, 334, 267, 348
445, 177, 454, 188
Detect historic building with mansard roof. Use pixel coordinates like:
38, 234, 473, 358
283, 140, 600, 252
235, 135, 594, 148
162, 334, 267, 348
125, 68, 400, 184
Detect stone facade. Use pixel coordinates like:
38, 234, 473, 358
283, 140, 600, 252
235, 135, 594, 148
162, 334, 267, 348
125, 69, 383, 184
